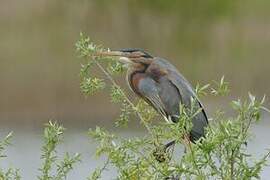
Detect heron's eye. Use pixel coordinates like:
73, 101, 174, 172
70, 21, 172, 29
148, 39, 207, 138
134, 51, 151, 58
142, 55, 149, 58
142, 54, 152, 58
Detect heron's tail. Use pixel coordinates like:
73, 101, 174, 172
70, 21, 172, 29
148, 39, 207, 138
190, 109, 208, 143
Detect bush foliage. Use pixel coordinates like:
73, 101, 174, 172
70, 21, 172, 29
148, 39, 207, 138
76, 33, 270, 180
0, 122, 80, 180
0, 33, 269, 180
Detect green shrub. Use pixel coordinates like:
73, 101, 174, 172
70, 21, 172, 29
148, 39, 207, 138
38, 121, 81, 180
76, 33, 270, 180
0, 132, 20, 180
0, 121, 80, 180
0, 33, 269, 180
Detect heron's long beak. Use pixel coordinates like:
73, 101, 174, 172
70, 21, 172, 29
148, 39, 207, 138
96, 50, 133, 64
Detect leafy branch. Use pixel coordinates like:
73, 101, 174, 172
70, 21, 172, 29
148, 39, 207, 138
38, 121, 81, 180
0, 133, 21, 180
76, 33, 270, 180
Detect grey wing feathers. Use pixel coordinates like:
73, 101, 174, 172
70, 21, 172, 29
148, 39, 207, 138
153, 57, 208, 142
137, 77, 168, 121
138, 76, 183, 124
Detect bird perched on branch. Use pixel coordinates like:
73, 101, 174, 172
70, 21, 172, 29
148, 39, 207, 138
99, 48, 208, 146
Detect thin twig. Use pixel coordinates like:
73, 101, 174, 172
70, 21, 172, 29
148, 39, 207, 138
96, 157, 110, 179
183, 133, 204, 178
94, 59, 154, 137
230, 149, 235, 180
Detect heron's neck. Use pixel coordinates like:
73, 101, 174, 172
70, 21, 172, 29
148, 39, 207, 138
126, 64, 148, 92
131, 63, 148, 73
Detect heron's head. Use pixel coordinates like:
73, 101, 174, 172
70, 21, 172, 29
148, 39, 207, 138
98, 48, 153, 67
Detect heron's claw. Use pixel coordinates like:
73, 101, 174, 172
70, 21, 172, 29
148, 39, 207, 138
152, 146, 167, 163
152, 143, 174, 163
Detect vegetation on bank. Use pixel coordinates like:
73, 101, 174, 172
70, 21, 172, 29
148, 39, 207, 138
0, 33, 269, 179
76, 34, 270, 180
0, 121, 80, 180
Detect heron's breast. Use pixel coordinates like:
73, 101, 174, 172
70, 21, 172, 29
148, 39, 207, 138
146, 64, 167, 82
128, 73, 146, 95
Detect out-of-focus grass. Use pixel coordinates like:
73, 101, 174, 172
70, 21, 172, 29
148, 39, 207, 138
0, 0, 269, 126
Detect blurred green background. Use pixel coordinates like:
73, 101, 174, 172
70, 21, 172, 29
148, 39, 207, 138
1, 1, 270, 179
1, 0, 270, 128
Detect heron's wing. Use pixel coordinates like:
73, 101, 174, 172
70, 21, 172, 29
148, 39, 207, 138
152, 57, 207, 116
136, 76, 172, 123
152, 58, 208, 141
166, 67, 208, 121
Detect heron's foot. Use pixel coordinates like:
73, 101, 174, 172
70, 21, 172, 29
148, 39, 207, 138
153, 142, 175, 163
152, 146, 167, 163
164, 140, 176, 150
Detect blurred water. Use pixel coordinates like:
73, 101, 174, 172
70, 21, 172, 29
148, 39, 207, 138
1, 0, 270, 127
1, 1, 270, 179
0, 116, 269, 179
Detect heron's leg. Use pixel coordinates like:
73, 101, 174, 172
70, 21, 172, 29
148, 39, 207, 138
153, 140, 175, 163
165, 134, 191, 153
182, 133, 191, 152
164, 133, 191, 149
164, 140, 176, 150
153, 135, 191, 162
